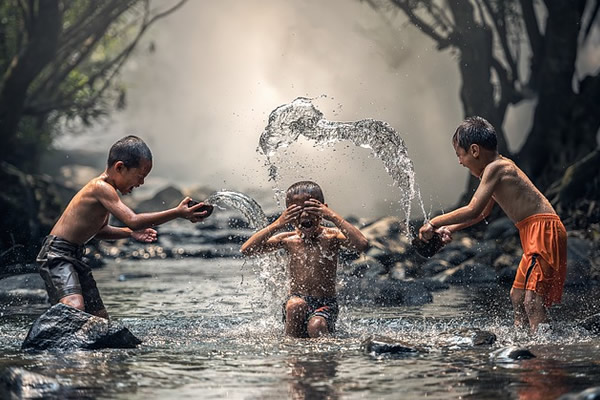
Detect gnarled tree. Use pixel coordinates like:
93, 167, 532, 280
367, 0, 600, 222
0, 0, 187, 171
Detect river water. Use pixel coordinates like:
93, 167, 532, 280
1, 256, 600, 399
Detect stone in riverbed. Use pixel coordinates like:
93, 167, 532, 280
578, 313, 600, 334
361, 336, 422, 356
21, 303, 142, 351
490, 346, 536, 362
558, 387, 600, 400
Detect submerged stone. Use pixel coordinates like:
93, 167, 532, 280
0, 367, 61, 399
438, 328, 497, 347
361, 336, 421, 356
558, 386, 600, 400
579, 313, 600, 334
490, 346, 536, 362
21, 303, 142, 351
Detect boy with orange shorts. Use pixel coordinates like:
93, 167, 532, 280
418, 117, 567, 333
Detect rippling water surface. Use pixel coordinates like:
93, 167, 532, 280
1, 257, 600, 399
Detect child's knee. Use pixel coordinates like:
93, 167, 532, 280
59, 294, 85, 310
286, 297, 308, 316
307, 316, 328, 337
510, 287, 524, 304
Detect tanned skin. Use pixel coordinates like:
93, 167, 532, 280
241, 193, 368, 338
51, 158, 210, 318
419, 142, 556, 333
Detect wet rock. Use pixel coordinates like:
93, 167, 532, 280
0, 367, 61, 399
578, 313, 600, 334
118, 273, 153, 281
558, 387, 600, 400
422, 258, 452, 276
566, 238, 594, 286
22, 303, 142, 351
0, 274, 48, 305
438, 328, 496, 347
361, 336, 421, 356
490, 346, 536, 362
135, 185, 184, 213
0, 262, 39, 277
483, 217, 518, 240
434, 261, 497, 284
432, 249, 471, 266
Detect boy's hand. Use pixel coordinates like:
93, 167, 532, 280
177, 197, 211, 222
274, 204, 302, 228
437, 226, 453, 244
303, 199, 333, 220
418, 221, 435, 242
132, 228, 158, 243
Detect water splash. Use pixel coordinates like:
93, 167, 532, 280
258, 97, 426, 233
206, 191, 269, 229
205, 190, 288, 309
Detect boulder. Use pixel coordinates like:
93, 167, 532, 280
22, 303, 141, 351
135, 185, 184, 213
483, 217, 518, 240
434, 261, 497, 284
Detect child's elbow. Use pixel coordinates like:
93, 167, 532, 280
356, 237, 369, 253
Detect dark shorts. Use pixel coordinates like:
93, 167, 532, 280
36, 235, 105, 313
282, 294, 339, 336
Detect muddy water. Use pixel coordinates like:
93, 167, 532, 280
1, 257, 600, 399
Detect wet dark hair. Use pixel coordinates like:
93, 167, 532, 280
107, 135, 153, 168
452, 116, 497, 151
286, 181, 325, 206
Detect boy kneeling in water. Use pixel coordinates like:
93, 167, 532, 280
241, 181, 369, 338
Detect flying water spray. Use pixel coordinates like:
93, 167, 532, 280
257, 97, 426, 234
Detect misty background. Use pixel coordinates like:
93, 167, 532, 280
53, 0, 552, 219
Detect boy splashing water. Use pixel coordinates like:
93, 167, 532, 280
419, 117, 567, 334
37, 135, 211, 319
241, 181, 368, 338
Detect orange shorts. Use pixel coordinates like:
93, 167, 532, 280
512, 213, 567, 307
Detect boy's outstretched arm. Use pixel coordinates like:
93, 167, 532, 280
95, 224, 158, 243
304, 199, 369, 252
95, 180, 209, 230
419, 162, 500, 241
240, 204, 302, 256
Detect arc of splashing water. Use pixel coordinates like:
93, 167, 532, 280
257, 97, 426, 233
205, 191, 269, 230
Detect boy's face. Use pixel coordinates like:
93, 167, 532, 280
454, 143, 481, 177
115, 158, 152, 195
287, 193, 322, 237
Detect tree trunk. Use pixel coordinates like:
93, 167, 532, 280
0, 1, 61, 168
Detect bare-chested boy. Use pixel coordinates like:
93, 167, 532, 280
241, 181, 368, 338
419, 117, 567, 333
37, 135, 211, 319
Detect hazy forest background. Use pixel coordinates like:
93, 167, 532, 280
0, 0, 599, 266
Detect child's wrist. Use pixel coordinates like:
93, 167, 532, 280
427, 221, 438, 229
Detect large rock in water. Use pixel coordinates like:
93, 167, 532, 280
21, 303, 141, 350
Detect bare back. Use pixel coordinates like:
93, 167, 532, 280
280, 227, 342, 298
50, 176, 112, 245
485, 156, 555, 223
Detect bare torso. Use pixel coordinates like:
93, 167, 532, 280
50, 176, 111, 245
489, 156, 556, 223
282, 227, 341, 298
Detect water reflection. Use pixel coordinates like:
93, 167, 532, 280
287, 354, 339, 400
515, 358, 569, 400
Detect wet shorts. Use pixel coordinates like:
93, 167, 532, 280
282, 294, 339, 336
36, 235, 105, 313
512, 214, 567, 307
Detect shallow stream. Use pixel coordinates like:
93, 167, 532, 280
2, 257, 600, 399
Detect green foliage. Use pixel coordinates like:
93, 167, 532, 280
0, 0, 187, 171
